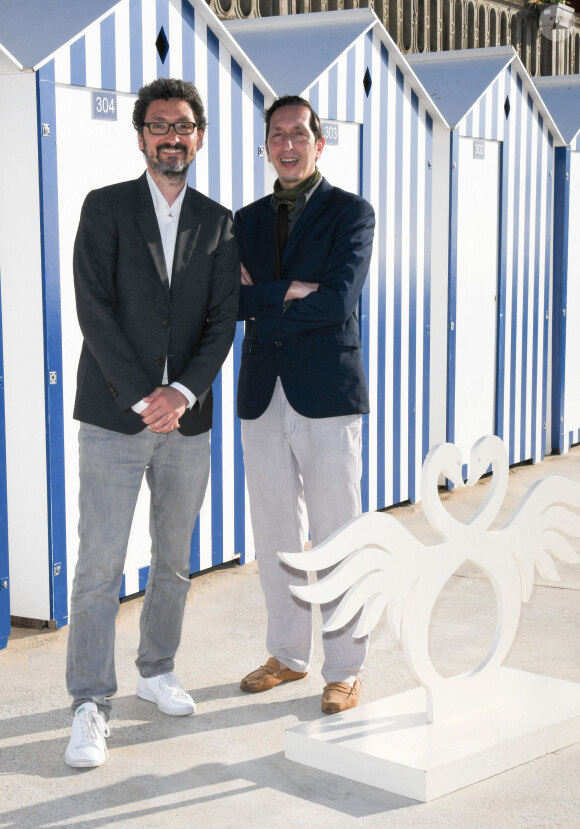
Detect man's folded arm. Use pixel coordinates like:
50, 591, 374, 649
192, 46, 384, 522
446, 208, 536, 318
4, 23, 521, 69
253, 201, 375, 342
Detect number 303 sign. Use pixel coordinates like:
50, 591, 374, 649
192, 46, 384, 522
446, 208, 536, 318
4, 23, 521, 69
92, 91, 117, 121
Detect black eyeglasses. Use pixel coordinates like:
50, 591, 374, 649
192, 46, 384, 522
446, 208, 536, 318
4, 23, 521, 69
143, 121, 197, 135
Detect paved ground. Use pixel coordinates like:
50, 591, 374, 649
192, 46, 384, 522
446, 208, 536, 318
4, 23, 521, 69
1, 447, 579, 828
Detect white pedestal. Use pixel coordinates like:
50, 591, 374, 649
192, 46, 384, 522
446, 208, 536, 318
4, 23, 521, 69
285, 668, 580, 802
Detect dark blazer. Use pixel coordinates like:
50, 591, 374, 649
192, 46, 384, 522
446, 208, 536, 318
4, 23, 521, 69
234, 178, 375, 420
73, 173, 239, 436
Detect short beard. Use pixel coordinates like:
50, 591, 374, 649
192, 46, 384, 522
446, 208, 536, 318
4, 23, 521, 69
143, 146, 190, 181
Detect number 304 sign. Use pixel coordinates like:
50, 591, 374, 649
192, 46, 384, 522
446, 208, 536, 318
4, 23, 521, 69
92, 91, 117, 121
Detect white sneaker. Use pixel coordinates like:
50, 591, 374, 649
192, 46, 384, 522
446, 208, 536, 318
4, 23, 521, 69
64, 702, 110, 768
137, 672, 196, 716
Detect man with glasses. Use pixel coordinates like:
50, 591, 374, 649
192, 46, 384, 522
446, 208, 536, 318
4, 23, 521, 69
235, 96, 375, 715
65, 78, 239, 767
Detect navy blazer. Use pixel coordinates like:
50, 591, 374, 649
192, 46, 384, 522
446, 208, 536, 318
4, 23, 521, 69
73, 173, 239, 436
234, 178, 375, 419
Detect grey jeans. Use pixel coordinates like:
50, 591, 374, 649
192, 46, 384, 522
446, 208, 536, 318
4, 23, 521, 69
66, 423, 210, 719
241, 379, 369, 683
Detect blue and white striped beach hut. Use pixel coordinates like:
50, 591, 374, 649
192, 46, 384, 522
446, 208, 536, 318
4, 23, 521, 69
226, 9, 449, 512
408, 47, 564, 472
534, 74, 580, 455
0, 0, 274, 634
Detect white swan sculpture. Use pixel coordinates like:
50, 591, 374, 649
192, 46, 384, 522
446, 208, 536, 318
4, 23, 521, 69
279, 436, 580, 723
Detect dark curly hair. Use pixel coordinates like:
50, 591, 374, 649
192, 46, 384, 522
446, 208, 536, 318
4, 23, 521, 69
264, 95, 322, 143
132, 78, 207, 133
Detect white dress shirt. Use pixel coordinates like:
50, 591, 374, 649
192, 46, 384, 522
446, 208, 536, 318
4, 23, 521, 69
132, 173, 196, 414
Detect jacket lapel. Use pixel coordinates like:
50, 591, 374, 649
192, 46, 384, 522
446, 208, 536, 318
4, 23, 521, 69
170, 187, 202, 296
134, 174, 169, 292
281, 178, 332, 265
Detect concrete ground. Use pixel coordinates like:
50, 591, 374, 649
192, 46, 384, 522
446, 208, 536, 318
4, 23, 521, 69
1, 447, 579, 828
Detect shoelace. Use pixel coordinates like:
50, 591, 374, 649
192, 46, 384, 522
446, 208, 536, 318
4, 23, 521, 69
158, 672, 185, 695
81, 709, 111, 757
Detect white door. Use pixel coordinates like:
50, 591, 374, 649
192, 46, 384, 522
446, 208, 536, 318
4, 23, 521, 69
56, 85, 156, 599
453, 137, 500, 461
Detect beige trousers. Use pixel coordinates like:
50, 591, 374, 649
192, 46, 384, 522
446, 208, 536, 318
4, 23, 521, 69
241, 379, 369, 683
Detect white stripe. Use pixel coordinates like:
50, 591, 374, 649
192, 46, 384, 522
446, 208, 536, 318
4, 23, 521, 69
141, 0, 157, 86
219, 42, 233, 210
199, 466, 212, 571
398, 78, 412, 501
366, 33, 381, 512
84, 23, 102, 90
193, 18, 209, 196
221, 350, 235, 562
54, 45, 71, 85
168, 0, 183, 80
354, 39, 365, 125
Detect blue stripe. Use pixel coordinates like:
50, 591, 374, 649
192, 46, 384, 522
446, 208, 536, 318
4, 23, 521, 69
130, 0, 143, 94
465, 110, 473, 135
422, 114, 433, 463
253, 85, 264, 201
541, 127, 553, 458
446, 131, 459, 444
346, 46, 356, 123
360, 29, 373, 513
70, 37, 86, 87
100, 14, 116, 91
393, 66, 404, 502
551, 146, 570, 453
118, 574, 126, 599
408, 90, 419, 502
508, 72, 523, 464
211, 370, 224, 566
36, 64, 68, 628
478, 94, 486, 138
138, 566, 150, 592
376, 43, 389, 509
189, 517, 201, 574
182, 0, 196, 82
156, 0, 170, 77
328, 63, 338, 120
207, 28, 220, 202
0, 270, 9, 649
520, 92, 533, 462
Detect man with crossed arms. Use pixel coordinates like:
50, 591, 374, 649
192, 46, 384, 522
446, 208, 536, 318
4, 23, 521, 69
235, 95, 375, 714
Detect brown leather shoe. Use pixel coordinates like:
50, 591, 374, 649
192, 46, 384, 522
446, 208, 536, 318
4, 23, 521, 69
321, 678, 362, 714
240, 657, 307, 693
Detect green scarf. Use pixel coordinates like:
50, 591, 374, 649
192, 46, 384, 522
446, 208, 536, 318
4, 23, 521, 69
273, 167, 321, 213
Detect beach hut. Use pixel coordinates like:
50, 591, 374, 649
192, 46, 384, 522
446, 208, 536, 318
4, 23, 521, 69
226, 9, 449, 511
534, 74, 580, 455
0, 0, 273, 633
408, 47, 563, 472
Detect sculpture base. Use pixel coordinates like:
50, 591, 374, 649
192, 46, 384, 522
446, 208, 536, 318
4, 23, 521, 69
285, 668, 580, 802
